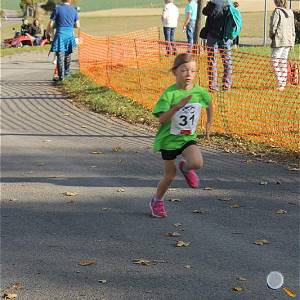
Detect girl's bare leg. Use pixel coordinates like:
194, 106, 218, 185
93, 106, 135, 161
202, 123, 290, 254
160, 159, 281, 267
155, 160, 177, 200
182, 145, 203, 170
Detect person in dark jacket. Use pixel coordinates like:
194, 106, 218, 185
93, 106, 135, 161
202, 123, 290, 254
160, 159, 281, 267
202, 0, 232, 91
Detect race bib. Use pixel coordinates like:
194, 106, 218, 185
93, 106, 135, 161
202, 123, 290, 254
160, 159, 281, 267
170, 103, 201, 135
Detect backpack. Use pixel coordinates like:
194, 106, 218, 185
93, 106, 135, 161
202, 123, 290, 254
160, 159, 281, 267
223, 3, 242, 41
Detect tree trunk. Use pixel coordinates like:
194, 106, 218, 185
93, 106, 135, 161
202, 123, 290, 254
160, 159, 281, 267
193, 0, 205, 44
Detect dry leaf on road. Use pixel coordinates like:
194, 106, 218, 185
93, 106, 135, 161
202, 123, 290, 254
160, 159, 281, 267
112, 147, 122, 152
254, 239, 269, 245
203, 187, 213, 191
193, 209, 208, 214
116, 188, 125, 192
259, 181, 268, 185
275, 209, 287, 215
282, 287, 297, 298
132, 259, 151, 266
98, 280, 107, 284
2, 293, 18, 300
230, 204, 241, 208
218, 196, 232, 202
168, 198, 182, 203
237, 277, 247, 282
79, 259, 97, 266
173, 223, 182, 227
232, 287, 244, 292
166, 232, 181, 237
176, 240, 190, 247
90, 151, 103, 154
63, 192, 78, 197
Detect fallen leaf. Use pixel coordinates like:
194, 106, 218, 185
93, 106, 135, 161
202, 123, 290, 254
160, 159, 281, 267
266, 159, 276, 163
63, 192, 78, 197
116, 188, 125, 192
100, 207, 111, 212
152, 259, 166, 264
132, 259, 151, 266
230, 204, 241, 208
218, 196, 232, 202
173, 223, 182, 227
2, 293, 17, 299
81, 125, 87, 128
176, 240, 190, 247
193, 209, 208, 214
98, 280, 107, 284
282, 287, 297, 298
244, 159, 253, 164
168, 198, 182, 203
169, 188, 177, 192
90, 151, 103, 154
254, 239, 269, 245
79, 259, 97, 266
184, 265, 192, 269
275, 209, 287, 215
232, 287, 244, 292
112, 147, 122, 152
259, 181, 268, 185
166, 232, 181, 237
63, 113, 70, 116
43, 139, 52, 143
203, 187, 213, 191
237, 277, 247, 282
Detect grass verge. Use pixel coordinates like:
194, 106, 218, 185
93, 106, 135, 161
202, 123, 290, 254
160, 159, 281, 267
1, 45, 51, 57
62, 72, 299, 167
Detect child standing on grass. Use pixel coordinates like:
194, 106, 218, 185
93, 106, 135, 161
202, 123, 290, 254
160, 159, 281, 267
150, 53, 213, 218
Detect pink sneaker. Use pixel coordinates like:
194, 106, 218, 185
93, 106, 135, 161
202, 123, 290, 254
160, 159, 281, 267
179, 161, 199, 188
150, 198, 167, 218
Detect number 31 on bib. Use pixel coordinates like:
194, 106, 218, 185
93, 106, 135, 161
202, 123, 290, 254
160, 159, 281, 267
170, 103, 201, 135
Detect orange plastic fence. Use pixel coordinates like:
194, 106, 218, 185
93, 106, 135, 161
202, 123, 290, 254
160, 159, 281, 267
79, 28, 300, 152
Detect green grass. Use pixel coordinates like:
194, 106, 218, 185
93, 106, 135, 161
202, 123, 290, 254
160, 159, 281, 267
0, 45, 50, 57
79, 11, 293, 40
238, 44, 300, 60
1, 0, 20, 11
62, 72, 299, 165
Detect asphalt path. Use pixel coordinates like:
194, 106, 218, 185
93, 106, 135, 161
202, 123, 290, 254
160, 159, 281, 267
1, 52, 299, 300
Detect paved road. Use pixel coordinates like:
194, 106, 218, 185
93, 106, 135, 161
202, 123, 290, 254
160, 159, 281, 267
1, 52, 299, 300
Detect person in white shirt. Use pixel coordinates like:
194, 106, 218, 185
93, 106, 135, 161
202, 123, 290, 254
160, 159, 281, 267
161, 0, 179, 55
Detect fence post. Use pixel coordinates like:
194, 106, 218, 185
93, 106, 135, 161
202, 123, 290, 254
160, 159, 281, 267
133, 39, 144, 103
106, 36, 111, 87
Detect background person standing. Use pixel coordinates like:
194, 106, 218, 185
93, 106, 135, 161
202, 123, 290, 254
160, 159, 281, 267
202, 0, 232, 92
269, 0, 295, 91
161, 0, 179, 55
183, 0, 198, 51
46, 0, 80, 82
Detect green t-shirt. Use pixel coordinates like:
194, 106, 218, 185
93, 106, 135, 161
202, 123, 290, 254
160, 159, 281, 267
153, 84, 211, 152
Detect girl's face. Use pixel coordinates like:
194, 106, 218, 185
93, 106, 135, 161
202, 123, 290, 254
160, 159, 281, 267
173, 61, 197, 89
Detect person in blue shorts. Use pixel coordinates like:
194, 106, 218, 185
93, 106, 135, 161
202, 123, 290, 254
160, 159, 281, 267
46, 0, 80, 82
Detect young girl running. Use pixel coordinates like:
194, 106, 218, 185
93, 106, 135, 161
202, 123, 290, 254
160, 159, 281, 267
150, 53, 213, 218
